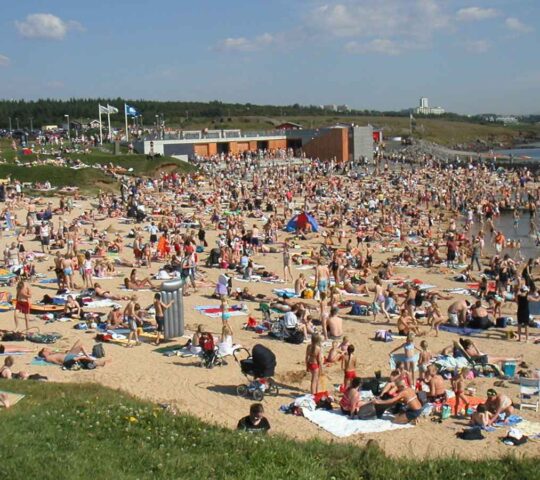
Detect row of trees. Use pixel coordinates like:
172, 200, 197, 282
1, 98, 537, 130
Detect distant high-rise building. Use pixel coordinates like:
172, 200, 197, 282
416, 97, 445, 115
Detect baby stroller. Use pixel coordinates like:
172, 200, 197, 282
199, 332, 226, 369
234, 344, 279, 401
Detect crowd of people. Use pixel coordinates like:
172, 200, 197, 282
0, 139, 538, 445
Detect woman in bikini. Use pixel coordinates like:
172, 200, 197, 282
374, 380, 423, 424
339, 377, 363, 418
305, 334, 323, 395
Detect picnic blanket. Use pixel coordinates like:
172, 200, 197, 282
0, 390, 25, 407
302, 409, 412, 438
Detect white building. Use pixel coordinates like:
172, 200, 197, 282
416, 97, 445, 115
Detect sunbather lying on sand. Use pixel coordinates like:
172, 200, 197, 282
38, 340, 109, 368
94, 282, 128, 301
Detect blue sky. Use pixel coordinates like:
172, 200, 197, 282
1, 0, 539, 114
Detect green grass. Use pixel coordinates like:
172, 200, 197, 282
0, 139, 196, 193
0, 381, 536, 480
0, 164, 116, 192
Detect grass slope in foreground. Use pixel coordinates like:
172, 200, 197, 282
0, 381, 536, 480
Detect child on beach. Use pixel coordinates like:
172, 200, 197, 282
305, 334, 323, 394
452, 367, 470, 417
341, 344, 357, 390
324, 340, 343, 364
389, 333, 422, 382
124, 294, 140, 347
153, 292, 173, 345
418, 340, 432, 373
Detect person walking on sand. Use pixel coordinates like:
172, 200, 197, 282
282, 242, 293, 283
305, 334, 323, 395
14, 279, 31, 332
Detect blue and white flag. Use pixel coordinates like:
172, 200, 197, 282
125, 104, 140, 117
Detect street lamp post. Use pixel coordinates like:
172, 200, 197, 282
15, 117, 19, 129
29, 117, 33, 132
64, 114, 70, 141
8, 117, 12, 132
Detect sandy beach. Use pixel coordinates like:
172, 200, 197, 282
1, 171, 539, 461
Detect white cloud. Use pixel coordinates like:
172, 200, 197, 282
15, 13, 84, 40
505, 17, 532, 34
0, 54, 10, 66
308, 1, 449, 39
215, 33, 276, 52
307, 0, 450, 54
345, 39, 401, 55
456, 7, 499, 22
463, 39, 490, 53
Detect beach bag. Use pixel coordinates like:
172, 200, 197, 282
350, 303, 368, 316
79, 358, 97, 370
284, 330, 304, 345
496, 317, 511, 328
441, 404, 452, 420
302, 289, 314, 299
1, 331, 26, 342
92, 343, 105, 358
196, 245, 204, 253
374, 330, 393, 342
456, 428, 485, 441
27, 332, 62, 344
75, 322, 88, 330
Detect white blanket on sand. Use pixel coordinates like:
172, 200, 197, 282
302, 409, 412, 438
85, 299, 121, 309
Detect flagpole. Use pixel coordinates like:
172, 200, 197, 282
125, 104, 129, 143
98, 105, 103, 145
107, 108, 112, 143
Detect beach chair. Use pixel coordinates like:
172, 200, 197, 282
518, 378, 540, 412
454, 343, 502, 377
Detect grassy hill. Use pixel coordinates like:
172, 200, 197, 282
0, 381, 535, 480
195, 115, 539, 148
0, 140, 196, 193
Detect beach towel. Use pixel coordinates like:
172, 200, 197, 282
153, 343, 185, 354
432, 356, 471, 371
39, 278, 58, 284
30, 357, 56, 367
0, 391, 25, 408
514, 420, 540, 439
443, 288, 473, 295
445, 395, 485, 410
84, 299, 120, 309
272, 288, 298, 298
494, 415, 523, 427
0, 352, 26, 356
302, 409, 412, 438
295, 265, 314, 271
439, 325, 483, 337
